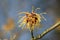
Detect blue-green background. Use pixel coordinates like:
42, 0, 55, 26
0, 0, 60, 40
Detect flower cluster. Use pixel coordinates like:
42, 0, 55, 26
18, 7, 46, 30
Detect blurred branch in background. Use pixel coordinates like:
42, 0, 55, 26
3, 18, 15, 32
2, 18, 15, 40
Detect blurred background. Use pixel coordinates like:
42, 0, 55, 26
0, 0, 60, 40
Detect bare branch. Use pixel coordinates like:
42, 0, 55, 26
35, 21, 60, 40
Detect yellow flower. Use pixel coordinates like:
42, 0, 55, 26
18, 7, 46, 30
18, 12, 42, 30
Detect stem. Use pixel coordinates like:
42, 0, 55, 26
35, 21, 60, 40
31, 30, 34, 40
